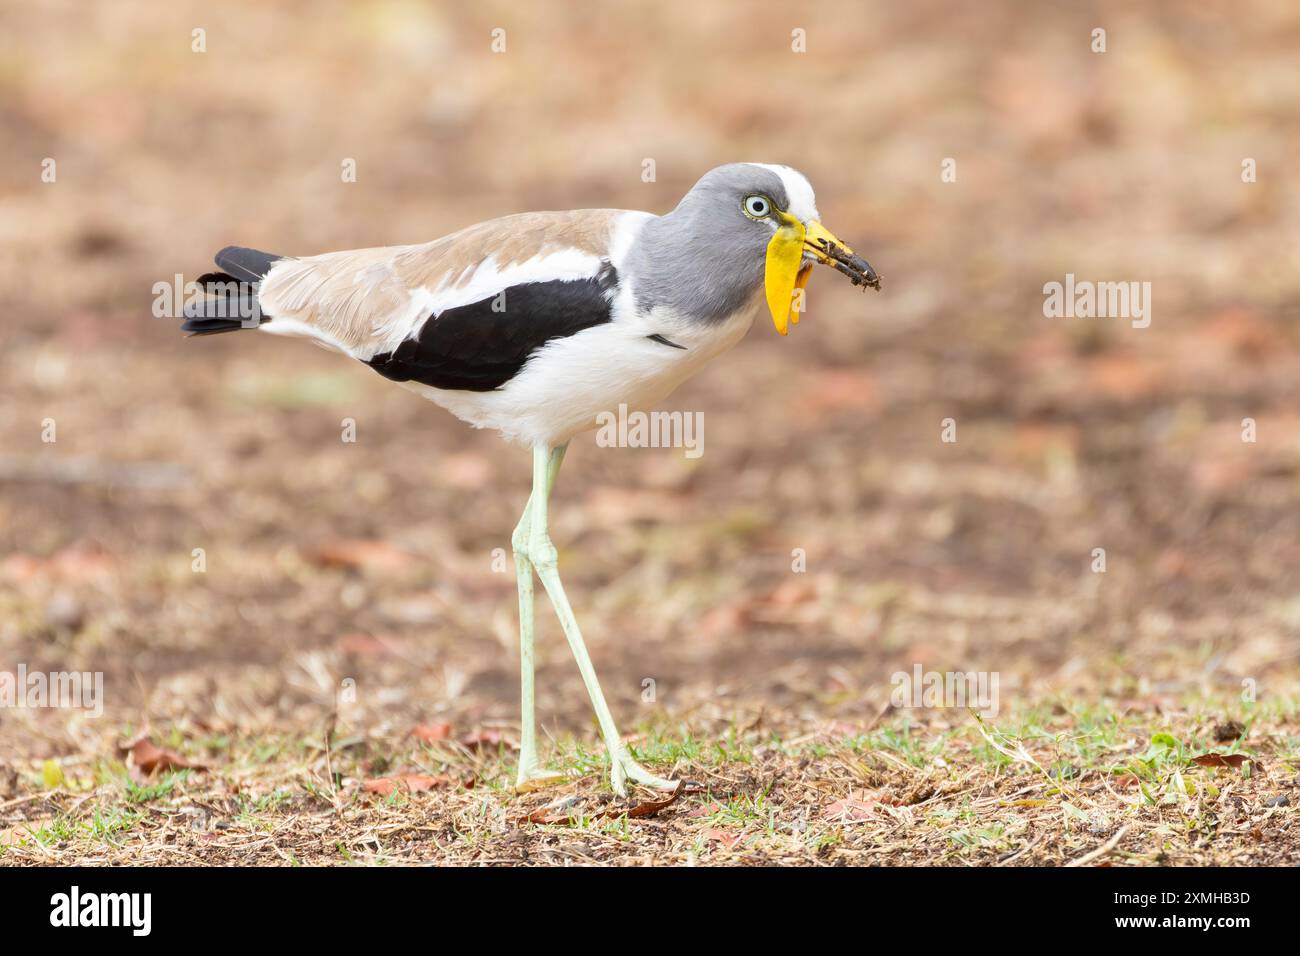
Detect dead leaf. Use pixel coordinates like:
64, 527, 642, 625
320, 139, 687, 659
702, 827, 745, 850
362, 774, 448, 796
822, 789, 887, 821
459, 728, 514, 750
129, 739, 207, 775
625, 783, 684, 819
337, 632, 401, 657
518, 810, 566, 825
412, 723, 453, 743
1192, 753, 1264, 775
518, 799, 579, 825
310, 539, 416, 572
2, 547, 115, 584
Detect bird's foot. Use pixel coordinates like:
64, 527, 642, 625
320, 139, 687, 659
514, 762, 570, 793
609, 746, 677, 797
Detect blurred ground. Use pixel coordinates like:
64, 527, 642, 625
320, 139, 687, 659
1, 1, 1298, 865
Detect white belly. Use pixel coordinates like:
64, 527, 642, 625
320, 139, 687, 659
409, 298, 760, 448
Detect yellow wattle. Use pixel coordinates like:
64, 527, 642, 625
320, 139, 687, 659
791, 265, 812, 325
765, 220, 807, 336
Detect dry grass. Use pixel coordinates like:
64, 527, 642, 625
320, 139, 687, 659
2, 697, 1296, 865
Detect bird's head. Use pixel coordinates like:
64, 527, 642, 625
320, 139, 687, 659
675, 163, 880, 335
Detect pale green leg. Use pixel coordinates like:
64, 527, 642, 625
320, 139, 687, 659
524, 443, 676, 796
513, 444, 568, 790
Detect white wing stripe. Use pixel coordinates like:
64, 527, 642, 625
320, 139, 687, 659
372, 248, 607, 354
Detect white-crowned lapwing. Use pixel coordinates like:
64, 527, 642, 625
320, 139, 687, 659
182, 163, 880, 794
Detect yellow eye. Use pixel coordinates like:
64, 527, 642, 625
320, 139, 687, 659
743, 195, 771, 219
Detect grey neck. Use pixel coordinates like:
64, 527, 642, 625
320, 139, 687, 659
625, 208, 765, 324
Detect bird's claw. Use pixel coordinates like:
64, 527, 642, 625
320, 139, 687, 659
609, 746, 677, 797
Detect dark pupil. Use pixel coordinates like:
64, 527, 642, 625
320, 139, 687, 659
751, 199, 764, 212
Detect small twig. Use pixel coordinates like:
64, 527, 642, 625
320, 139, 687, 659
0, 794, 44, 812
1066, 824, 1130, 867
862, 701, 895, 734
996, 835, 1041, 866
323, 714, 337, 801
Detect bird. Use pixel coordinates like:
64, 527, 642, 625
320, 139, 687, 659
180, 163, 880, 795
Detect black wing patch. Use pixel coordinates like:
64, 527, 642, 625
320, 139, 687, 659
365, 262, 618, 392
647, 333, 687, 350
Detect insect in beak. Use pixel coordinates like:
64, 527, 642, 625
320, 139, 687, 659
765, 213, 880, 335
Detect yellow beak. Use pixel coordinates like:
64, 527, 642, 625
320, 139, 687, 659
764, 214, 878, 335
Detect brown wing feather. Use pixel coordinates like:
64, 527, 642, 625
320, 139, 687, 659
257, 210, 622, 354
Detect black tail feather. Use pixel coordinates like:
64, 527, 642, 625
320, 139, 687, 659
215, 246, 280, 283
180, 247, 283, 336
